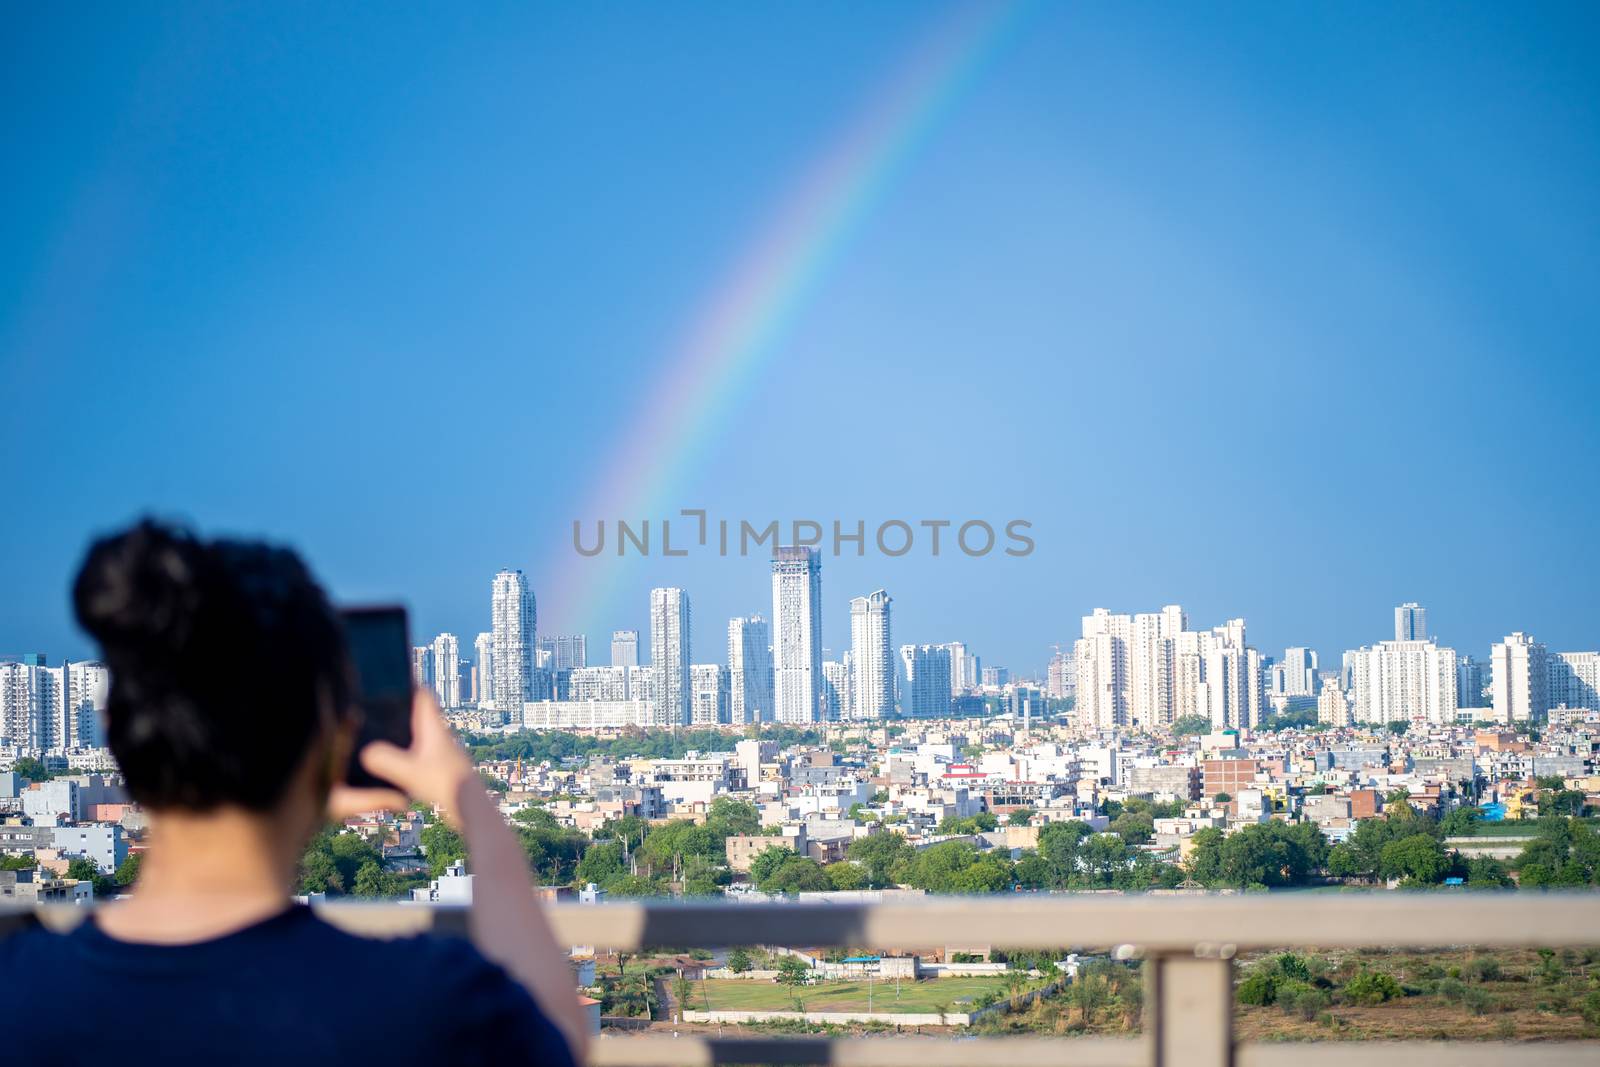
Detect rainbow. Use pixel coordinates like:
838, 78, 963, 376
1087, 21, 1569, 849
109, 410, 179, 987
544, 1, 1032, 633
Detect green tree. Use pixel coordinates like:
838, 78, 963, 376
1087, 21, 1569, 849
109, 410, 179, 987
706, 797, 761, 838
298, 849, 343, 894
1466, 856, 1512, 888
11, 756, 51, 781
575, 840, 627, 888
1379, 833, 1449, 884
727, 947, 754, 973
748, 845, 796, 887
1036, 820, 1095, 886
1, 854, 39, 871
846, 833, 913, 887
1189, 821, 1326, 888
776, 954, 811, 987
761, 855, 830, 894
420, 821, 466, 876
1172, 715, 1212, 736
1343, 970, 1402, 1004
1109, 811, 1155, 845
114, 853, 142, 886
1008, 807, 1036, 826
825, 861, 869, 890
605, 874, 668, 897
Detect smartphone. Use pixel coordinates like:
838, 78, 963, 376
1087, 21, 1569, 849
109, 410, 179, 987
339, 605, 415, 789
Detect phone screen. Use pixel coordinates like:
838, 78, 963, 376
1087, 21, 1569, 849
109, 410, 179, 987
340, 605, 414, 789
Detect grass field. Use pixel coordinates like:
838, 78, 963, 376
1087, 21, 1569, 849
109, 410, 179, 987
696, 976, 1012, 1014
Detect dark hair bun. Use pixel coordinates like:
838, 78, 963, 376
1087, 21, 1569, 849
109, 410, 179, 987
73, 520, 210, 660
70, 518, 353, 812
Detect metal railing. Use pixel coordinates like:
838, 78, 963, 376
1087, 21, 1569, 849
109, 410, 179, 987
17, 894, 1600, 1066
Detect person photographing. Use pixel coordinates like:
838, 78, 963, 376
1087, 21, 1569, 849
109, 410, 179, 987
1, 520, 587, 1066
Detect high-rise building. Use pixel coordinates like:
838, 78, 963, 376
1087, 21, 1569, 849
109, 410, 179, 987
1075, 609, 1131, 729
1278, 647, 1319, 697
727, 615, 773, 724
1078, 606, 1264, 730
900, 644, 953, 718
1045, 647, 1076, 700
473, 632, 495, 708
430, 633, 461, 707
1491, 632, 1548, 724
848, 590, 893, 720
1317, 676, 1351, 727
650, 587, 691, 726
943, 641, 978, 692
0, 656, 109, 753
690, 663, 729, 725
411, 646, 432, 690
1347, 639, 1459, 724
611, 630, 640, 668
0, 655, 51, 749
491, 569, 535, 712
1395, 603, 1427, 642
821, 659, 851, 721
566, 664, 649, 702
771, 546, 822, 723
538, 634, 588, 671
981, 666, 1009, 688
1548, 651, 1600, 712
1456, 654, 1487, 709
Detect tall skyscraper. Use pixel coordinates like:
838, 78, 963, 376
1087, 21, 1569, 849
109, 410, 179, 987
1491, 632, 1547, 724
899, 644, 953, 718
943, 641, 978, 692
1279, 647, 1319, 697
1045, 647, 1076, 700
611, 629, 640, 668
1347, 638, 1459, 724
411, 646, 432, 690
1548, 651, 1600, 712
650, 587, 691, 726
1456, 654, 1487, 709
537, 634, 588, 671
1078, 605, 1264, 730
473, 632, 495, 708
727, 615, 773, 724
849, 590, 893, 720
430, 633, 461, 707
0, 655, 51, 749
1394, 602, 1427, 642
1075, 609, 1131, 729
771, 546, 822, 723
491, 569, 535, 713
690, 663, 730, 725
821, 659, 851, 721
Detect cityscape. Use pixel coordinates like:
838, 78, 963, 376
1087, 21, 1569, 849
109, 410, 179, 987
6, 2, 1600, 1059
5, 546, 1599, 1041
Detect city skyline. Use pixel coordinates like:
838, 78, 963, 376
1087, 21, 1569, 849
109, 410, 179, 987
4, 5, 1599, 673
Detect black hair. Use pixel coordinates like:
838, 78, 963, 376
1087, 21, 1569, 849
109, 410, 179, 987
72, 519, 353, 812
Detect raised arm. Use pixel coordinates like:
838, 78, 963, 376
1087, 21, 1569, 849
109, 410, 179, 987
356, 692, 591, 1061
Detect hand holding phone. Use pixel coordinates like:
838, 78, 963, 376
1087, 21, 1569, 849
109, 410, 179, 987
339, 606, 415, 790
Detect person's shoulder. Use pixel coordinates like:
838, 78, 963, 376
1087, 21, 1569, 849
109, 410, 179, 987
0, 914, 71, 965
349, 928, 576, 1067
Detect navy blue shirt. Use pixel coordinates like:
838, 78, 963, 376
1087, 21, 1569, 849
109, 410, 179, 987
0, 905, 576, 1067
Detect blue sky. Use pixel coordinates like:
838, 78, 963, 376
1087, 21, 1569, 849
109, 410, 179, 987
3, 3, 1597, 675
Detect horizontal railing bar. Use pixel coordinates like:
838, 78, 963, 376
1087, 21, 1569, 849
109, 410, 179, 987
589, 1036, 1149, 1067
587, 1037, 1600, 1067
531, 894, 1600, 952
14, 894, 1600, 951
1236, 1043, 1600, 1067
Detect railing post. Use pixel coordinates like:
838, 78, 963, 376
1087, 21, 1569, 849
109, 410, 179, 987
1145, 951, 1232, 1067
